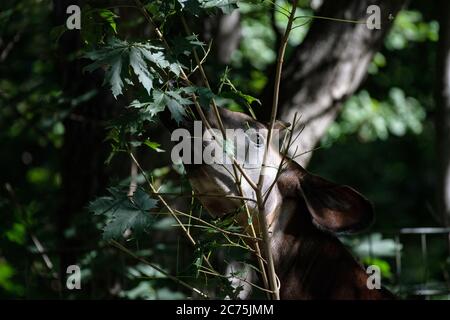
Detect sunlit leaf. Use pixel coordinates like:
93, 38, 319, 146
144, 139, 165, 152
84, 38, 182, 98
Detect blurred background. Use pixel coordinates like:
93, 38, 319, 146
1, 0, 449, 299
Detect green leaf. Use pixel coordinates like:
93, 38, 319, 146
166, 90, 192, 124
166, 98, 187, 124
84, 38, 128, 98
178, 0, 202, 15
89, 196, 119, 218
221, 90, 260, 107
107, 55, 124, 98
138, 45, 182, 77
178, 0, 238, 15
150, 90, 193, 124
5, 223, 26, 245
201, 0, 238, 14
183, 86, 215, 109
129, 47, 155, 95
362, 257, 393, 279
97, 9, 119, 33
171, 35, 205, 57
89, 187, 158, 240
0, 261, 24, 295
323, 88, 425, 144
85, 38, 183, 98
219, 91, 260, 118
144, 139, 165, 152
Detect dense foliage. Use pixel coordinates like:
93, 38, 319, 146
0, 0, 448, 299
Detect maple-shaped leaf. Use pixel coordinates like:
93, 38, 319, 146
151, 90, 193, 124
89, 187, 158, 240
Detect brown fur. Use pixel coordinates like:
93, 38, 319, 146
271, 161, 395, 299
185, 108, 395, 299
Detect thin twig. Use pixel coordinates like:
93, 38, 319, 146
262, 113, 301, 207
255, 0, 299, 300
4, 183, 58, 279
128, 148, 138, 197
180, 15, 271, 298
188, 40, 213, 77
149, 191, 258, 203
134, 0, 258, 192
111, 240, 208, 298
159, 210, 262, 241
128, 151, 216, 273
294, 15, 366, 24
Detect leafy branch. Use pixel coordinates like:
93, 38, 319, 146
86, 0, 302, 300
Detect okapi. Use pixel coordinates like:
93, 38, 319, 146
180, 108, 395, 299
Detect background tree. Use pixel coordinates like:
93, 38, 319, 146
53, 0, 121, 282
0, 0, 448, 299
260, 0, 406, 165
436, 0, 450, 227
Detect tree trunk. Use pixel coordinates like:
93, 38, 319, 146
203, 10, 242, 65
436, 0, 450, 226
53, 0, 119, 285
260, 0, 405, 166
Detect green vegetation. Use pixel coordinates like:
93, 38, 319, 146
0, 0, 448, 299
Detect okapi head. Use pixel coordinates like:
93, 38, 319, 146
183, 108, 393, 299
185, 108, 373, 231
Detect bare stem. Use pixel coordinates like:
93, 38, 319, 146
129, 3, 259, 296
164, 210, 262, 241
128, 151, 218, 274
180, 15, 273, 298
133, 0, 301, 299
255, 0, 299, 300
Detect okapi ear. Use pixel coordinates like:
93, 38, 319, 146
298, 170, 374, 234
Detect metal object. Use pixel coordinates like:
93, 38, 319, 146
394, 227, 450, 299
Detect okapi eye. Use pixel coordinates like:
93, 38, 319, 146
247, 132, 264, 148
256, 134, 262, 146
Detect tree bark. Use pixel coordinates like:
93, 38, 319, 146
436, 0, 450, 226
259, 0, 406, 166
